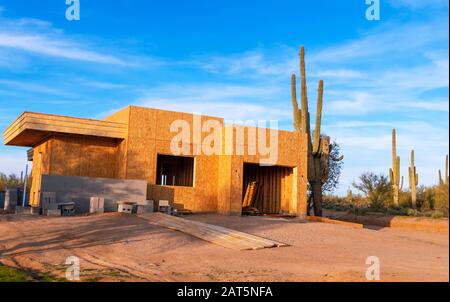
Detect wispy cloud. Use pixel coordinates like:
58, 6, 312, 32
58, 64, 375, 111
77, 79, 130, 90
0, 150, 28, 176
135, 83, 290, 121
310, 20, 448, 64
0, 79, 75, 97
0, 33, 133, 66
386, 0, 449, 9
190, 47, 297, 79
326, 119, 449, 191
0, 16, 161, 67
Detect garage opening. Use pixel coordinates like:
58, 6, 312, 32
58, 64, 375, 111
156, 154, 194, 187
242, 163, 294, 214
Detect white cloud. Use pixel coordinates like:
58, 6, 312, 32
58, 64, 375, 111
0, 16, 162, 67
0, 79, 75, 97
135, 83, 291, 121
310, 20, 448, 64
312, 69, 363, 79
326, 118, 449, 193
191, 47, 297, 79
0, 33, 132, 66
0, 150, 29, 176
395, 100, 449, 112
78, 79, 129, 90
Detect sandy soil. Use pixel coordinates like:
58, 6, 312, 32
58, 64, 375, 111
323, 209, 449, 233
0, 213, 448, 282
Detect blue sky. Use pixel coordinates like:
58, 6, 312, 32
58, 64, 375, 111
0, 0, 448, 195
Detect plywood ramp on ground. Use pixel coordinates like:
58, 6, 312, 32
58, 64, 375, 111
139, 213, 288, 251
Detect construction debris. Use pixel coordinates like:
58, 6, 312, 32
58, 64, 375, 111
117, 201, 135, 214
140, 213, 288, 251
242, 181, 259, 208
59, 202, 75, 216
90, 197, 105, 214
242, 181, 260, 215
159, 200, 175, 215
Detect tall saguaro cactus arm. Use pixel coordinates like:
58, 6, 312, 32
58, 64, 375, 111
291, 74, 301, 132
390, 129, 403, 206
313, 80, 323, 155
409, 149, 419, 209
446, 155, 449, 186
299, 46, 309, 136
439, 155, 449, 186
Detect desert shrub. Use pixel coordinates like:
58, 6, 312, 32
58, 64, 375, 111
423, 187, 435, 210
0, 173, 21, 192
352, 172, 392, 210
398, 190, 412, 209
0, 173, 31, 192
322, 140, 344, 194
384, 207, 404, 215
327, 171, 448, 219
323, 193, 368, 211
323, 195, 349, 211
434, 184, 449, 216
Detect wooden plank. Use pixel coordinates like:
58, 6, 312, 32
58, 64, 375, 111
156, 217, 257, 250
140, 213, 288, 250
242, 181, 258, 208
149, 214, 266, 250
187, 218, 288, 248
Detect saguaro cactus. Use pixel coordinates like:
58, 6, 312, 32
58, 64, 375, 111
408, 149, 419, 209
438, 155, 449, 186
347, 187, 353, 203
389, 129, 403, 207
291, 46, 342, 216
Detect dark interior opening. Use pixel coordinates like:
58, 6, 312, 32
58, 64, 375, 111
242, 163, 294, 214
156, 154, 194, 187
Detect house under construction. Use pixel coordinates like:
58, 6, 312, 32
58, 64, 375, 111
3, 106, 309, 216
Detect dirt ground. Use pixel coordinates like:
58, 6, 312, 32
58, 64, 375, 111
0, 213, 448, 282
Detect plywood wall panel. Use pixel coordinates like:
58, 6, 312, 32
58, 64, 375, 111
25, 106, 308, 215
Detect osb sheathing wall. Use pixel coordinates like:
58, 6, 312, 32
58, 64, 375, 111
107, 106, 224, 213
216, 124, 308, 216
29, 135, 121, 206
29, 105, 308, 216
103, 107, 130, 179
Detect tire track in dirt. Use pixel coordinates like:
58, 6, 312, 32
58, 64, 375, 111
72, 249, 170, 281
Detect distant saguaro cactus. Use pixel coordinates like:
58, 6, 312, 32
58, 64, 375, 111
438, 155, 449, 186
347, 187, 353, 203
389, 129, 403, 207
408, 149, 419, 209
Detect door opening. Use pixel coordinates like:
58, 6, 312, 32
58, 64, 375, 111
242, 163, 294, 214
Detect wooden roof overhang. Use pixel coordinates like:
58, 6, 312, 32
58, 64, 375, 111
3, 112, 127, 147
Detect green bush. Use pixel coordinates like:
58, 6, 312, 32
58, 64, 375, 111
352, 172, 392, 210
325, 172, 449, 219
434, 184, 449, 216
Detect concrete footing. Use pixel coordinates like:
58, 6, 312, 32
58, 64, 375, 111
15, 206, 32, 215
44, 209, 62, 216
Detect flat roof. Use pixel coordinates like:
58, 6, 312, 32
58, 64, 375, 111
3, 112, 127, 147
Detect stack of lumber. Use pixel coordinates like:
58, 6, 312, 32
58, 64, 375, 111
242, 181, 259, 207
140, 213, 288, 251
242, 181, 260, 215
